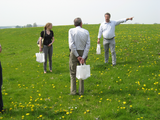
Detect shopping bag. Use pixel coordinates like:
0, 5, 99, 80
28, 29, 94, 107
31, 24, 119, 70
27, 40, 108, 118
36, 52, 45, 63
96, 44, 101, 54
76, 64, 90, 80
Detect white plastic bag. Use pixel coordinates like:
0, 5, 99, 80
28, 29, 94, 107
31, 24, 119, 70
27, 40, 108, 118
76, 64, 90, 80
36, 52, 45, 63
96, 44, 101, 54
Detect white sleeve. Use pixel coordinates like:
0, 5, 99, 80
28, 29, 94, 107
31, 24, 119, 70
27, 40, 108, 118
82, 31, 90, 59
115, 19, 126, 26
69, 29, 79, 57
98, 24, 103, 38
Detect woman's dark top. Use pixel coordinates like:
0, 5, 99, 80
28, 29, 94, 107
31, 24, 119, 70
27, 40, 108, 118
41, 30, 54, 45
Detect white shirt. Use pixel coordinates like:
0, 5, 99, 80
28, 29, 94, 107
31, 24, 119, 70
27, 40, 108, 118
69, 26, 90, 59
98, 19, 126, 39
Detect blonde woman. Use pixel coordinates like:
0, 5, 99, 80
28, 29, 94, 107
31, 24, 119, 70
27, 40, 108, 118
39, 23, 54, 73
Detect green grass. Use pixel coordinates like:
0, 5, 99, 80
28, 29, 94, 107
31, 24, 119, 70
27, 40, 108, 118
0, 24, 160, 120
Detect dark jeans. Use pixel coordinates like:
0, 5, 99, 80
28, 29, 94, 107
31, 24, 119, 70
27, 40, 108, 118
43, 45, 53, 71
0, 62, 3, 111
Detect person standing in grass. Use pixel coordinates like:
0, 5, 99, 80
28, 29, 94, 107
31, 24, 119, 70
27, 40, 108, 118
0, 44, 4, 112
69, 18, 90, 95
39, 23, 54, 74
97, 13, 133, 66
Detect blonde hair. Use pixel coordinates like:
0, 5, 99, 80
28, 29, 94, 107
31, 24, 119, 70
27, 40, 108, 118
44, 23, 52, 30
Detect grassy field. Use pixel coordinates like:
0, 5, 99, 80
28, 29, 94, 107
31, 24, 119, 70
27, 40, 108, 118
0, 24, 160, 120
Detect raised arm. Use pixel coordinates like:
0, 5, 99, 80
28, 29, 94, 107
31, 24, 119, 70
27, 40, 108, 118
126, 17, 134, 21
115, 17, 134, 26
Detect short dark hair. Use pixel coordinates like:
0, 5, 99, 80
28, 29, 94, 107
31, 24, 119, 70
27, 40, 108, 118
105, 13, 111, 17
74, 18, 82, 26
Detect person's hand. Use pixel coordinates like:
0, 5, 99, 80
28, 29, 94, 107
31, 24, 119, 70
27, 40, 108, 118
48, 43, 52, 47
97, 39, 100, 44
39, 48, 42, 52
77, 56, 82, 63
129, 17, 134, 20
80, 58, 85, 64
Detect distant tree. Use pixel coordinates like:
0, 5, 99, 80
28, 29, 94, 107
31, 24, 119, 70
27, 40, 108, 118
26, 24, 32, 27
15, 25, 21, 28
154, 23, 158, 24
33, 23, 37, 27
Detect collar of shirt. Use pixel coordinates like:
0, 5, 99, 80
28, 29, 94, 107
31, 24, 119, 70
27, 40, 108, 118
76, 26, 82, 28
104, 21, 111, 24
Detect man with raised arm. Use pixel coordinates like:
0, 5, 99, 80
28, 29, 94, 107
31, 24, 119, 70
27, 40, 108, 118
97, 13, 133, 66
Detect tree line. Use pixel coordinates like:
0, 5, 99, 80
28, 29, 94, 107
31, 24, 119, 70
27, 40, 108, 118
16, 23, 37, 28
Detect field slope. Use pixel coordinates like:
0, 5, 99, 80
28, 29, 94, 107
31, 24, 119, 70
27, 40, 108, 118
0, 24, 160, 120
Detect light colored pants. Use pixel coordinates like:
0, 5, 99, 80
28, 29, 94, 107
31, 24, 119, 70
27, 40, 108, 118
69, 50, 87, 95
43, 45, 53, 71
103, 38, 116, 65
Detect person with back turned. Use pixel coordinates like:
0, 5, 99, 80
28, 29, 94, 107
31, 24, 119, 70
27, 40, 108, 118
97, 13, 133, 66
0, 44, 4, 113
69, 18, 90, 95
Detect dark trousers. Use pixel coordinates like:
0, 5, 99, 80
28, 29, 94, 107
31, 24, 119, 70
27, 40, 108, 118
43, 45, 53, 71
0, 62, 3, 111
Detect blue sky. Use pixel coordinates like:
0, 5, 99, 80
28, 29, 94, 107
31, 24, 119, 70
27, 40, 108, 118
0, 0, 160, 26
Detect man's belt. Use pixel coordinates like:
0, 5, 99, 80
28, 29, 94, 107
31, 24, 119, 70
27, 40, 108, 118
104, 37, 114, 40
